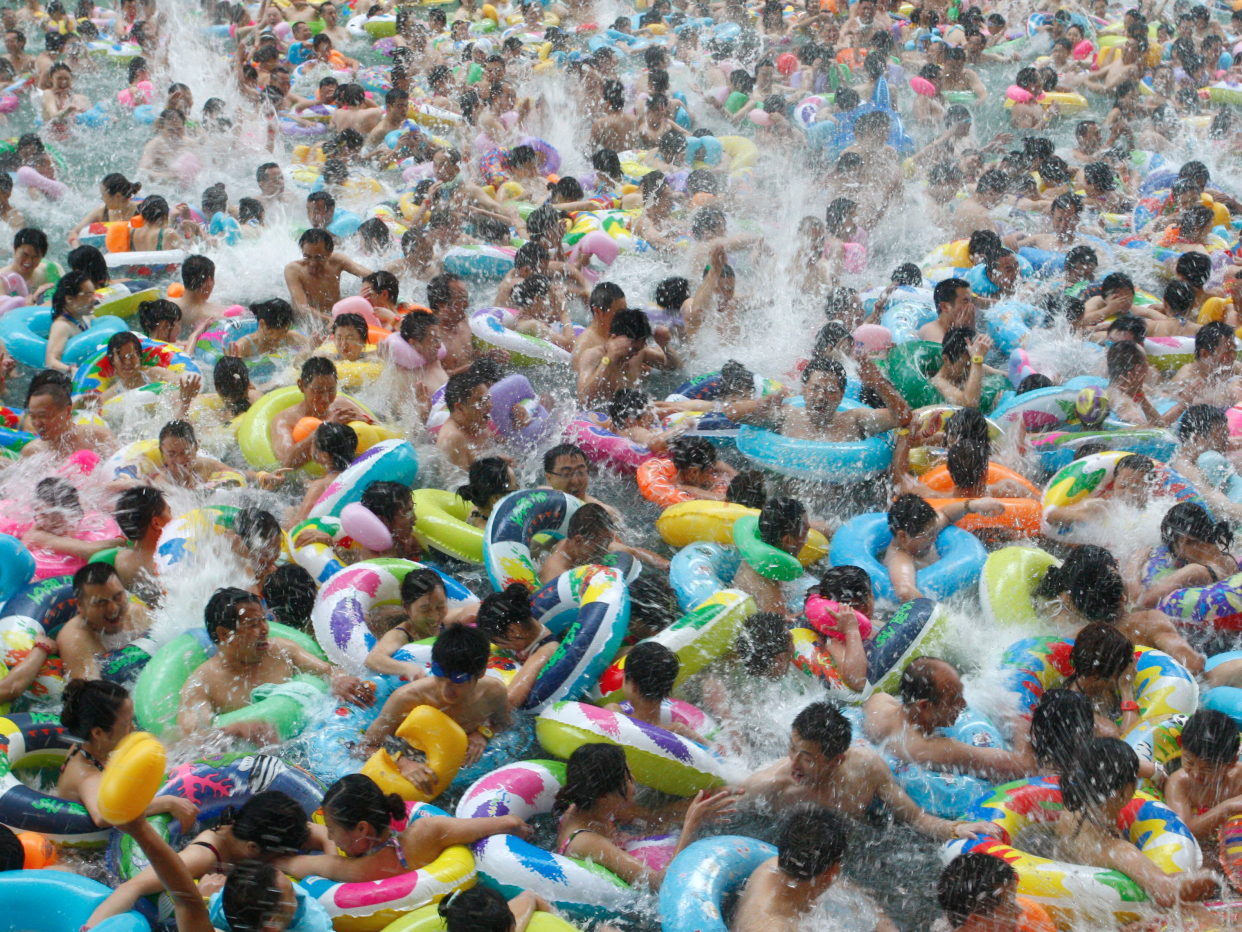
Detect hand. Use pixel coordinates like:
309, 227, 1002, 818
225, 341, 242, 357
256, 469, 291, 490
31, 635, 56, 654
954, 820, 1000, 839
401, 662, 425, 682
603, 335, 630, 360
683, 787, 741, 834
413, 381, 431, 409
968, 334, 992, 359
831, 603, 860, 635
499, 813, 534, 840
198, 873, 226, 897
331, 672, 376, 706
293, 528, 335, 548
222, 719, 279, 747
178, 373, 202, 405
465, 729, 488, 765
395, 758, 437, 795
158, 794, 200, 834
969, 498, 1005, 516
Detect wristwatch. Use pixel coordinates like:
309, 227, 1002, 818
476, 725, 494, 740
971, 355, 984, 365
1119, 700, 1139, 713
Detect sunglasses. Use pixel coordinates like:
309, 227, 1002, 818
430, 661, 473, 684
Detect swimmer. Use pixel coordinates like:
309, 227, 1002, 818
20, 370, 117, 460
475, 582, 561, 709
225, 298, 308, 359
285, 228, 372, 323
436, 370, 499, 470
286, 422, 356, 527
270, 356, 370, 470
171, 255, 228, 331
56, 563, 149, 681
884, 495, 1004, 602
111, 485, 169, 602
365, 568, 473, 680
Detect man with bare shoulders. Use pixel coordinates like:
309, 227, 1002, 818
178, 587, 373, 746
918, 278, 975, 344
20, 372, 117, 461
738, 701, 999, 838
271, 357, 371, 470
285, 228, 372, 322
576, 308, 676, 407
863, 659, 1037, 782
589, 79, 636, 152
437, 371, 500, 470
573, 281, 627, 368
171, 255, 227, 332
256, 162, 297, 215
316, 1, 351, 47
56, 564, 152, 682
329, 84, 381, 135
361, 625, 510, 792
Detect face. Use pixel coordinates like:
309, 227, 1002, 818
405, 585, 448, 630
307, 201, 333, 228
437, 668, 479, 704
433, 150, 460, 183
457, 383, 492, 427
219, 601, 270, 662
4, 33, 21, 55
299, 374, 338, 414
324, 812, 384, 857
159, 433, 198, 478
781, 518, 809, 557
110, 342, 144, 376
803, 370, 844, 419
858, 0, 875, 22
80, 577, 129, 630
1180, 750, 1229, 787
52, 69, 70, 90
788, 731, 835, 785
333, 325, 366, 359
26, 392, 71, 438
13, 243, 42, 275
546, 454, 589, 499
1051, 205, 1079, 236
897, 523, 938, 559
923, 667, 967, 728
301, 239, 331, 270
991, 254, 1019, 292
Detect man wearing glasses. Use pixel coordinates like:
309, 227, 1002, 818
285, 227, 372, 323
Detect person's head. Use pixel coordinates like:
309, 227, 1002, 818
946, 440, 989, 495
670, 436, 718, 487
1161, 501, 1232, 563
589, 281, 626, 320
331, 312, 368, 359
1106, 314, 1146, 343
457, 457, 516, 515
758, 497, 808, 557
554, 743, 633, 815
564, 503, 615, 563
900, 657, 967, 731
542, 443, 589, 499
800, 356, 848, 420
1176, 250, 1213, 290
774, 805, 848, 888
253, 297, 295, 339
61, 677, 132, 751
938, 853, 1021, 930
102, 331, 144, 382
1069, 622, 1134, 691
137, 298, 181, 342
205, 586, 268, 658
623, 640, 680, 704
789, 701, 853, 784
72, 562, 128, 634
50, 269, 95, 321
1105, 339, 1147, 391
66, 244, 107, 290
736, 611, 793, 677
213, 356, 252, 414
1178, 403, 1230, 454
940, 326, 976, 377
475, 582, 537, 651
115, 485, 169, 543
1035, 544, 1124, 622
1180, 709, 1241, 786
438, 886, 516, 932
1194, 320, 1236, 371
297, 355, 338, 414
391, 568, 448, 636
444, 372, 491, 428
887, 494, 939, 558
258, 564, 317, 633
933, 278, 972, 326
309, 421, 356, 474
359, 481, 416, 549
430, 622, 489, 701
1062, 737, 1140, 818
320, 773, 407, 855
25, 370, 73, 437
1030, 688, 1095, 775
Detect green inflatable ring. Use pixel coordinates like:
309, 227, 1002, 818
883, 341, 1009, 413
133, 621, 327, 738
731, 514, 804, 582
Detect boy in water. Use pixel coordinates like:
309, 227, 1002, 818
284, 228, 372, 323
732, 806, 853, 932
436, 371, 498, 470
604, 641, 708, 745
270, 357, 371, 470
1165, 710, 1242, 855
732, 497, 809, 616
884, 494, 1002, 602
362, 624, 511, 791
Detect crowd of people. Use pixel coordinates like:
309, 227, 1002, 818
5, 0, 1242, 929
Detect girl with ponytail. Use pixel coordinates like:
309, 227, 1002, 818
553, 743, 737, 890
277, 773, 529, 884
1053, 737, 1217, 908
88, 791, 316, 928
475, 583, 560, 708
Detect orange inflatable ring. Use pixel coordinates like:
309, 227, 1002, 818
636, 458, 730, 509
104, 222, 132, 254
922, 462, 1042, 534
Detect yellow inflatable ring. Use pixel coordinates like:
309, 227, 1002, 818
98, 731, 165, 825
656, 500, 828, 566
362, 705, 468, 802
380, 903, 577, 932
412, 489, 484, 564
236, 385, 386, 476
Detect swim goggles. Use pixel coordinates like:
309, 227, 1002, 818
430, 661, 473, 684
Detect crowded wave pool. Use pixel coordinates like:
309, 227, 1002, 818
5, 0, 1242, 930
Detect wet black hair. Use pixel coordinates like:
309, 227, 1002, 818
221, 861, 282, 932
625, 641, 680, 701
26, 369, 72, 408
888, 493, 937, 537
776, 805, 848, 880
439, 886, 514, 932
205, 587, 264, 643
115, 485, 166, 541
399, 567, 445, 609
938, 852, 1017, 929
736, 611, 793, 675
1107, 314, 1146, 341
322, 773, 406, 833
671, 436, 716, 472
50, 269, 94, 321
1195, 321, 1234, 359
792, 700, 852, 758
254, 298, 296, 331
67, 244, 108, 287
332, 312, 368, 344
554, 743, 631, 814
137, 298, 181, 337
1033, 545, 1123, 622
933, 278, 969, 316
1182, 709, 1241, 764
1161, 501, 1232, 551
1030, 688, 1095, 773
73, 562, 119, 601
181, 254, 214, 291
1175, 250, 1213, 288
758, 497, 806, 548
726, 470, 766, 510
543, 443, 587, 474
627, 571, 680, 636
475, 583, 534, 641
941, 326, 975, 364
1068, 622, 1134, 683
1017, 373, 1054, 394
891, 263, 922, 286
1178, 403, 1228, 442
946, 441, 988, 490
213, 356, 252, 416
0, 824, 21, 871
313, 422, 358, 472
1106, 340, 1146, 382
359, 481, 412, 529
1062, 737, 1139, 812
801, 355, 848, 390
61, 678, 128, 739
262, 564, 318, 632
430, 623, 489, 678
456, 457, 511, 509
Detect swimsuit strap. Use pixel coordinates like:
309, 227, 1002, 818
190, 840, 225, 872
61, 743, 105, 774
557, 827, 602, 856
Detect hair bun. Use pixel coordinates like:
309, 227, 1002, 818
503, 582, 530, 603
385, 792, 407, 821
